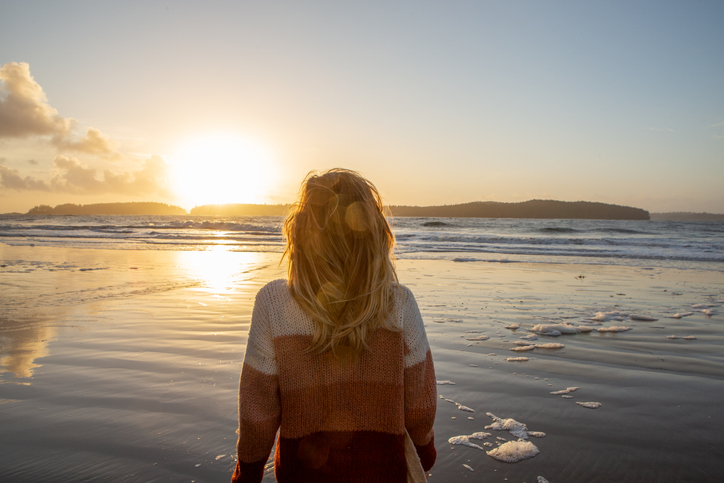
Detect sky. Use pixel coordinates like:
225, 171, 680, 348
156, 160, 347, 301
0, 0, 723, 214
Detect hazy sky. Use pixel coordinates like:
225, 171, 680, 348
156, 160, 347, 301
1, 0, 722, 213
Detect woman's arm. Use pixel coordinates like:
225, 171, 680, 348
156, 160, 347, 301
402, 289, 438, 472
232, 292, 281, 483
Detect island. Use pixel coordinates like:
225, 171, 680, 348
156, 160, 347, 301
23, 199, 653, 220
27, 202, 187, 215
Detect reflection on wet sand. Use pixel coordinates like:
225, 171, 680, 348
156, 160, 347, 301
176, 247, 269, 294
0, 322, 56, 379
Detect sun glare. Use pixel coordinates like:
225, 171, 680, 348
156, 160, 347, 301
170, 133, 274, 209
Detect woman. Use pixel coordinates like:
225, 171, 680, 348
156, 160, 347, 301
232, 169, 437, 483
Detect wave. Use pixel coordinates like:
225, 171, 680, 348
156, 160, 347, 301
421, 221, 452, 227
0, 220, 280, 233
539, 227, 579, 233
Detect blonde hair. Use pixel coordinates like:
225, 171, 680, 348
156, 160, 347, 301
283, 168, 399, 358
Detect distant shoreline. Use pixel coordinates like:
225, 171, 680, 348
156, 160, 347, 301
11, 201, 723, 221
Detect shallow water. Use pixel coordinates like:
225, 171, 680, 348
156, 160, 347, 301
1, 245, 723, 482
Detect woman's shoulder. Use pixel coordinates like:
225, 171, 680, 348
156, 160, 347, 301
391, 282, 417, 303
255, 279, 292, 303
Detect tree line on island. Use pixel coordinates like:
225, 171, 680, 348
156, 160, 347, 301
26, 199, 656, 220
27, 202, 187, 215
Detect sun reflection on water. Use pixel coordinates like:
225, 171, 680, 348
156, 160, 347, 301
176, 246, 266, 294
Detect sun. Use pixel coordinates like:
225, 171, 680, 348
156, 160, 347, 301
170, 133, 275, 209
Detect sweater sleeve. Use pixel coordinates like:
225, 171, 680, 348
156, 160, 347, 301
401, 288, 437, 472
232, 289, 281, 483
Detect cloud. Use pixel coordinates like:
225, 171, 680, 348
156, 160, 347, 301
0, 164, 52, 191
0, 155, 172, 197
52, 126, 118, 156
0, 62, 118, 156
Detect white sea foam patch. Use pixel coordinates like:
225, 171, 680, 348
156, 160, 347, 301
591, 311, 628, 322
437, 380, 456, 385
441, 397, 475, 412
509, 345, 535, 352
550, 387, 579, 395
670, 312, 694, 319
576, 402, 602, 409
692, 303, 720, 309
535, 343, 565, 349
577, 326, 595, 333
484, 413, 533, 439
702, 309, 717, 316
630, 314, 658, 321
507, 357, 529, 362
531, 323, 580, 337
520, 334, 538, 340
597, 326, 632, 333
486, 440, 540, 463
448, 431, 492, 450
504, 324, 520, 330
463, 464, 474, 472
465, 335, 490, 341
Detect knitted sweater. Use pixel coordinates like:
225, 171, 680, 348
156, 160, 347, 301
232, 279, 437, 483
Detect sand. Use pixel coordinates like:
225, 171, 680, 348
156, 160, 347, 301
1, 244, 723, 481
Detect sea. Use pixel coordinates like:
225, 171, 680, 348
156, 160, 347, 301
0, 214, 722, 270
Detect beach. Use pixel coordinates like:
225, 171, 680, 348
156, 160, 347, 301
1, 240, 722, 482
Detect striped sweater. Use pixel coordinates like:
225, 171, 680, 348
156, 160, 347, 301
232, 279, 437, 483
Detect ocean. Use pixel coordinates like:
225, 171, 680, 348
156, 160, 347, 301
1, 214, 722, 269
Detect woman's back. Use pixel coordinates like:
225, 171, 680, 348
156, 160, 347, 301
233, 170, 437, 482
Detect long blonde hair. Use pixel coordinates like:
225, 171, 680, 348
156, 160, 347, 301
283, 168, 399, 357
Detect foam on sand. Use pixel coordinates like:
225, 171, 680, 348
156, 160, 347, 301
670, 312, 694, 319
576, 401, 602, 409
448, 431, 492, 450
520, 334, 538, 340
507, 357, 529, 362
448, 436, 484, 450
531, 323, 580, 336
509, 345, 535, 352
437, 380, 456, 385
486, 440, 540, 463
535, 343, 565, 349
485, 412, 529, 439
465, 335, 490, 341
591, 311, 627, 322
550, 387, 579, 395
442, 397, 475, 412
692, 303, 719, 309
463, 463, 474, 472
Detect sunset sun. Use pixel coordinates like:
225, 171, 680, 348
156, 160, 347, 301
170, 133, 274, 209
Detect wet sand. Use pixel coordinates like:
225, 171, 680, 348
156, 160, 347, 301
1, 244, 722, 482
